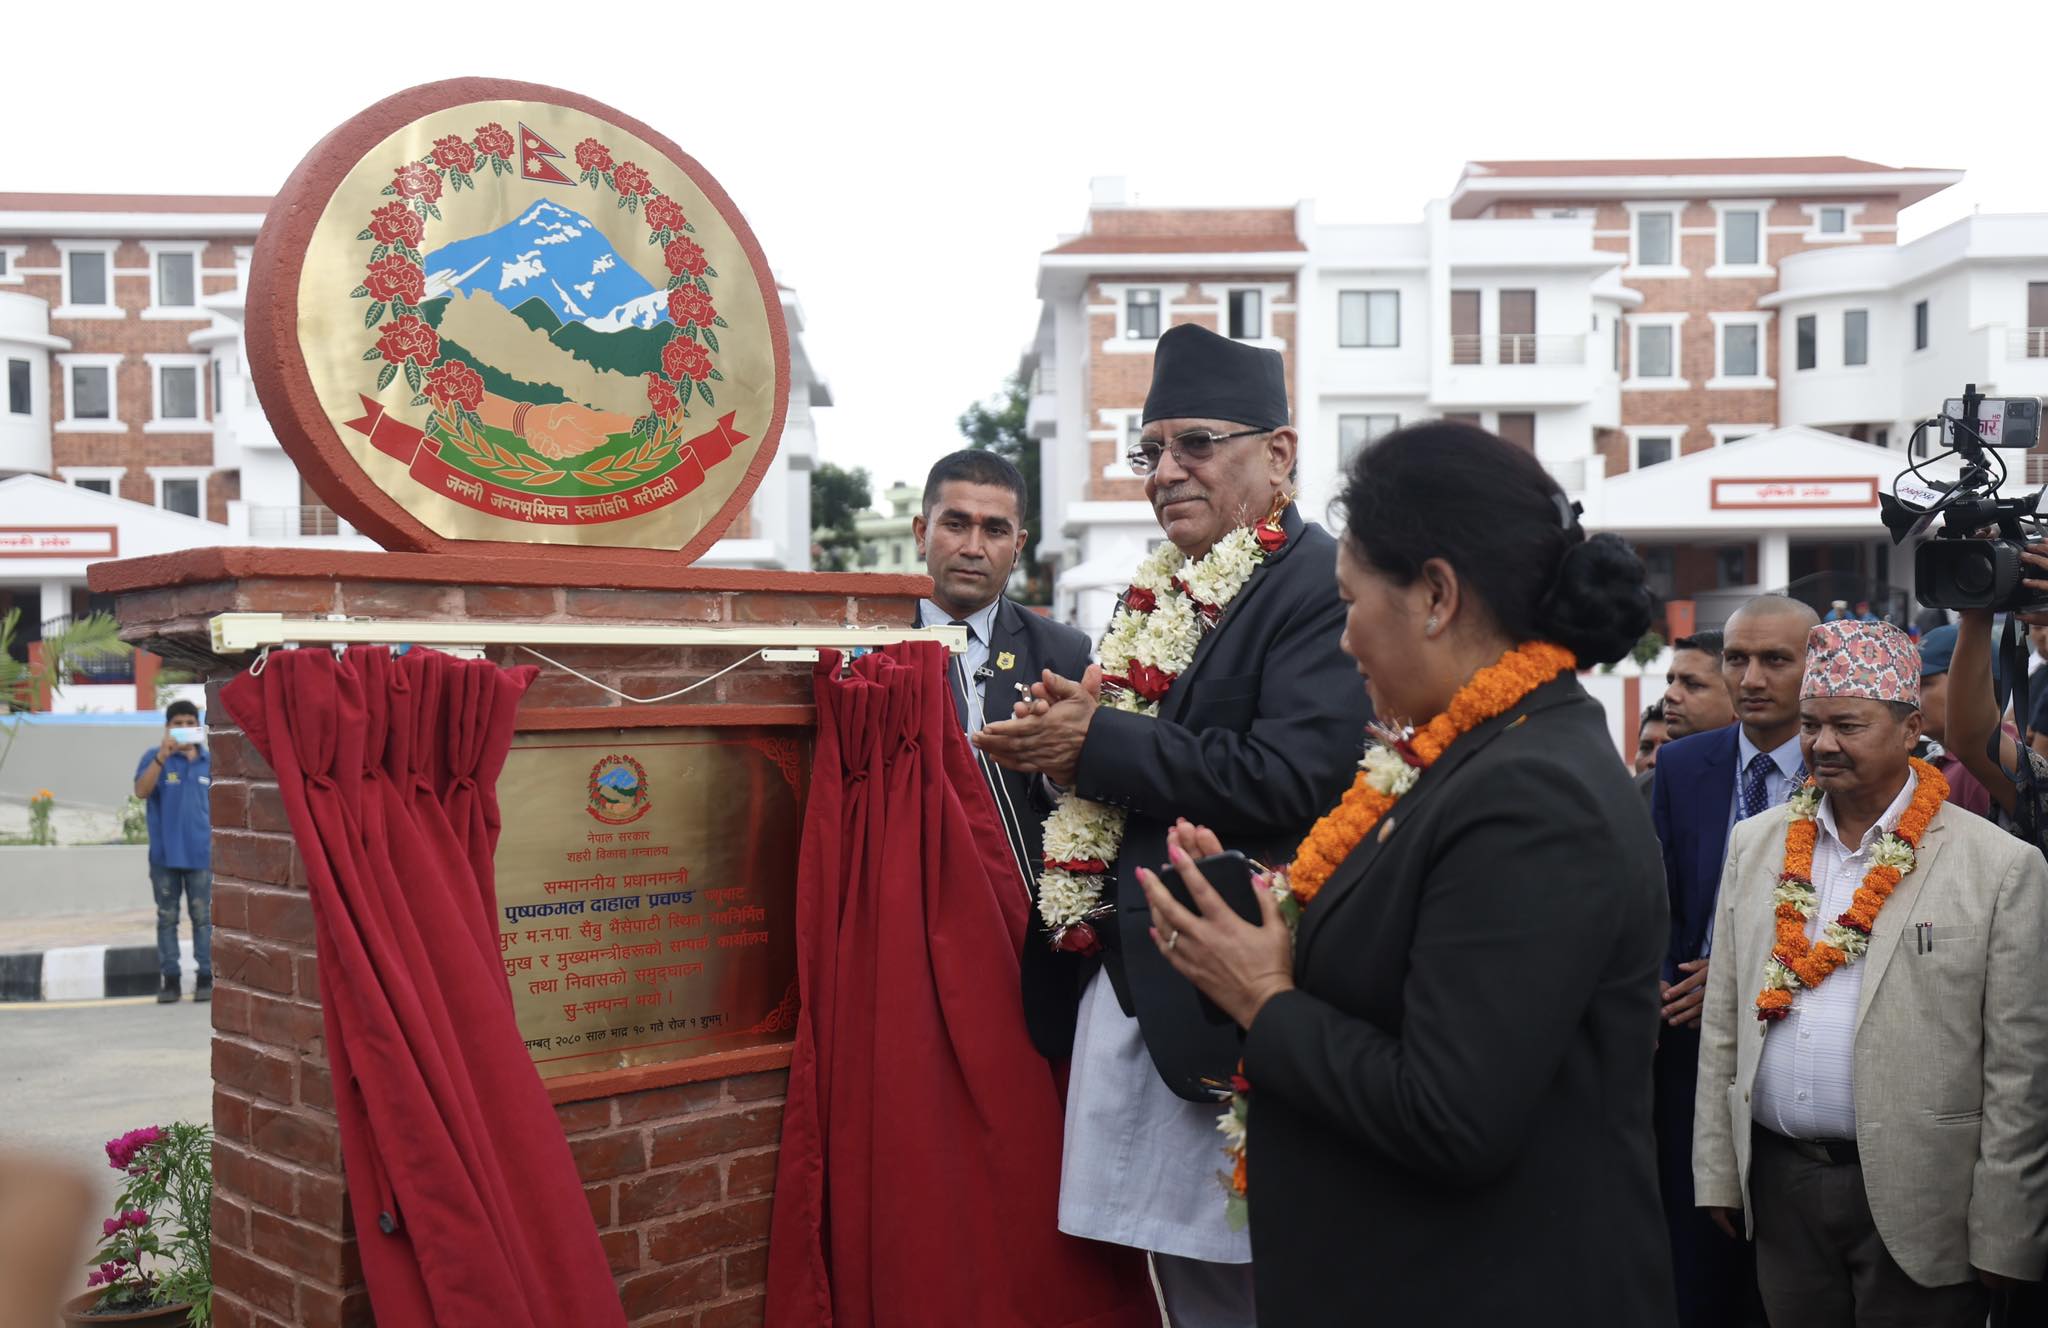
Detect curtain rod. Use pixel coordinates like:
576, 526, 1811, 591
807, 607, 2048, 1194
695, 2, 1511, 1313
208, 613, 970, 662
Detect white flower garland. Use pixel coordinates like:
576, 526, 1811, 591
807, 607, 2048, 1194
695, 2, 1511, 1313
1036, 525, 1274, 949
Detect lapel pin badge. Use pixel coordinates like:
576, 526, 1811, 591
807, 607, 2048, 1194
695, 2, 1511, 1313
996, 651, 1016, 671
1377, 817, 1397, 843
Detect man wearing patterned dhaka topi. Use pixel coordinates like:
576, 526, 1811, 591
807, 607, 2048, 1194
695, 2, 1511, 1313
974, 324, 1368, 1326
1694, 619, 2048, 1326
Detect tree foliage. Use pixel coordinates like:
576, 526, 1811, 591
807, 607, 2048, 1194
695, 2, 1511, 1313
958, 370, 1045, 602
0, 608, 133, 776
809, 461, 874, 572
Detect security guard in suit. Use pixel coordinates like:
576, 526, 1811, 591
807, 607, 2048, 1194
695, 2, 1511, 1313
913, 449, 1092, 918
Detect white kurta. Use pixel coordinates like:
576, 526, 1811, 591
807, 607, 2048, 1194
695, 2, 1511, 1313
1057, 968, 1252, 1263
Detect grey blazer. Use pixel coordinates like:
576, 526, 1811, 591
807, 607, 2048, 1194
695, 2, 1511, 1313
1692, 796, 2048, 1284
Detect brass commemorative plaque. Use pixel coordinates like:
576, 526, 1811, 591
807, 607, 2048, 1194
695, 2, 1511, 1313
493, 727, 806, 1077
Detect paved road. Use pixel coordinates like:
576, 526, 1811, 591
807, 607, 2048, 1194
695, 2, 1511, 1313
0, 995, 212, 1211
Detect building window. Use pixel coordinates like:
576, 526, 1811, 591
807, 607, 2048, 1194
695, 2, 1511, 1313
1496, 412, 1536, 450
1635, 324, 1675, 379
212, 358, 223, 413
6, 358, 27, 416
1612, 318, 1621, 371
1716, 547, 1748, 587
1635, 434, 1675, 468
70, 365, 111, 419
2027, 282, 2048, 357
74, 478, 113, 495
160, 478, 202, 518
1844, 310, 1868, 366
159, 365, 200, 420
1227, 289, 1262, 340
1721, 209, 1761, 266
1124, 289, 1160, 341
1818, 207, 1846, 234
1914, 299, 1929, 351
67, 249, 110, 307
1796, 315, 1817, 371
1337, 413, 1397, 467
1443, 412, 1482, 426
145, 355, 210, 429
1721, 323, 1760, 378
155, 251, 197, 309
1338, 290, 1399, 348
1635, 210, 1675, 267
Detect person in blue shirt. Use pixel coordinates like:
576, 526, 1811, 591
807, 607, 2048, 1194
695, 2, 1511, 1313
133, 699, 212, 1004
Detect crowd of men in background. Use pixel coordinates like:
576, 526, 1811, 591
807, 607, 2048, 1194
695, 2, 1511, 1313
1638, 599, 2048, 1326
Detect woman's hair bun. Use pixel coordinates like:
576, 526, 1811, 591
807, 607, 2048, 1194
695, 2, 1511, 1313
1534, 532, 1653, 667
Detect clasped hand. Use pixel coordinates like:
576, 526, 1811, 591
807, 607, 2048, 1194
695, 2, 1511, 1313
1137, 820, 1296, 1030
971, 665, 1102, 786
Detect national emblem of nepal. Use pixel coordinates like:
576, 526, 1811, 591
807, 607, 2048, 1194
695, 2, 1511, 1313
339, 121, 747, 527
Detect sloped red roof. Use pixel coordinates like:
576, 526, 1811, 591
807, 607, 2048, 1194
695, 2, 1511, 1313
1046, 233, 1306, 255
1462, 157, 1938, 177
0, 192, 272, 213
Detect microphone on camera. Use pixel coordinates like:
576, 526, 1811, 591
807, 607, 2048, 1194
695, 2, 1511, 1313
972, 664, 997, 683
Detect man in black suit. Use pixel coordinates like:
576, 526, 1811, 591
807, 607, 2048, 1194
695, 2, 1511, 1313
912, 449, 1093, 899
976, 324, 1367, 1327
1650, 596, 1815, 1327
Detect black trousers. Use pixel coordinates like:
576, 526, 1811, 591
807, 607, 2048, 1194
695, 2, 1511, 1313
1750, 1125, 1988, 1328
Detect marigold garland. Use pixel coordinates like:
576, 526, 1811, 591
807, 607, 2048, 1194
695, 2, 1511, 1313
1218, 638, 1577, 1229
1752, 755, 1946, 1022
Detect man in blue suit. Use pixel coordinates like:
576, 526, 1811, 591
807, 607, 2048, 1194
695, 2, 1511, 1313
1650, 593, 1819, 1326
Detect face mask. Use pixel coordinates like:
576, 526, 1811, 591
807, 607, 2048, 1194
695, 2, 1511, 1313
168, 726, 204, 746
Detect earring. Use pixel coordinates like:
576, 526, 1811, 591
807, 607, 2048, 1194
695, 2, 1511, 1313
1425, 616, 1440, 636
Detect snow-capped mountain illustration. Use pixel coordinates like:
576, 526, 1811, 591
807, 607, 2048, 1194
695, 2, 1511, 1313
422, 199, 670, 331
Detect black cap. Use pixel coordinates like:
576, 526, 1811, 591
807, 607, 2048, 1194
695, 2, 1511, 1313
1141, 323, 1289, 431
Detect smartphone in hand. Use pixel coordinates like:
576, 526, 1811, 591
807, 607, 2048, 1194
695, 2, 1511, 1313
1155, 849, 1262, 926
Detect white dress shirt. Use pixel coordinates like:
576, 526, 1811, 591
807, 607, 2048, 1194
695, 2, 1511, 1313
1751, 769, 1919, 1141
918, 597, 1000, 733
1701, 730, 1805, 958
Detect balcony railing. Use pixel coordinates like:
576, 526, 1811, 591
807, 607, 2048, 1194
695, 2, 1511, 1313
1541, 457, 1590, 492
2009, 327, 2048, 359
2026, 455, 2048, 487
1449, 333, 1587, 367
247, 505, 346, 539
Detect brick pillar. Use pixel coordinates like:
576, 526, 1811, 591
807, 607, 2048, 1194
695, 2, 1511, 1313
95, 550, 927, 1327
26, 642, 51, 711
135, 650, 161, 712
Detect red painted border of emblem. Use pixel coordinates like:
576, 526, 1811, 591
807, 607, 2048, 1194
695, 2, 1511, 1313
245, 77, 790, 564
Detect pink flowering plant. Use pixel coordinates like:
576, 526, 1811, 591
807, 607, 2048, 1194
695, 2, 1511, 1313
86, 1121, 212, 1323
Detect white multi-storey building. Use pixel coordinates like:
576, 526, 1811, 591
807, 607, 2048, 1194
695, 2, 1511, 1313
1032, 162, 2047, 639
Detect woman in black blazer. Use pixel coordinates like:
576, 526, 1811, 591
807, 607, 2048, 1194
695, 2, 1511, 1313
1138, 423, 1677, 1327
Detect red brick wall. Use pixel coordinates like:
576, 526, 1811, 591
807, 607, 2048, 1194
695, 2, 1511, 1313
107, 563, 928, 1328
1500, 191, 1905, 467
12, 235, 243, 506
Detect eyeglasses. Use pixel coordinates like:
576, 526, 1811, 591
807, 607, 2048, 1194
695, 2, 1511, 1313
1125, 428, 1268, 476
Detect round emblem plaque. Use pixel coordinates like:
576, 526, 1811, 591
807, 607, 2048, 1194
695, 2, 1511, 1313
247, 78, 789, 561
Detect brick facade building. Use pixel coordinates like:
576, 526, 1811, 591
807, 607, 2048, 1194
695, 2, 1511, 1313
0, 194, 829, 702
1028, 159, 2048, 635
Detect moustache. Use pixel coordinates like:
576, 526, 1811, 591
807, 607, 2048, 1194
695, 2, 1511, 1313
1152, 485, 1205, 508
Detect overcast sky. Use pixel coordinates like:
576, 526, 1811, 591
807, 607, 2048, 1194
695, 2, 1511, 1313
9, 0, 2027, 510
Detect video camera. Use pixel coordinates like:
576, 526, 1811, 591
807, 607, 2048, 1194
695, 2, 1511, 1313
1880, 384, 2047, 613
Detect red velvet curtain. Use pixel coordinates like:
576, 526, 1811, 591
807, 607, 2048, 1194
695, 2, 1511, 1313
221, 647, 625, 1328
766, 642, 1154, 1328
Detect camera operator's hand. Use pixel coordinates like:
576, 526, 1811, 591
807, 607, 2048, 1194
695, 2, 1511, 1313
2016, 543, 2048, 628
1949, 609, 2023, 818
